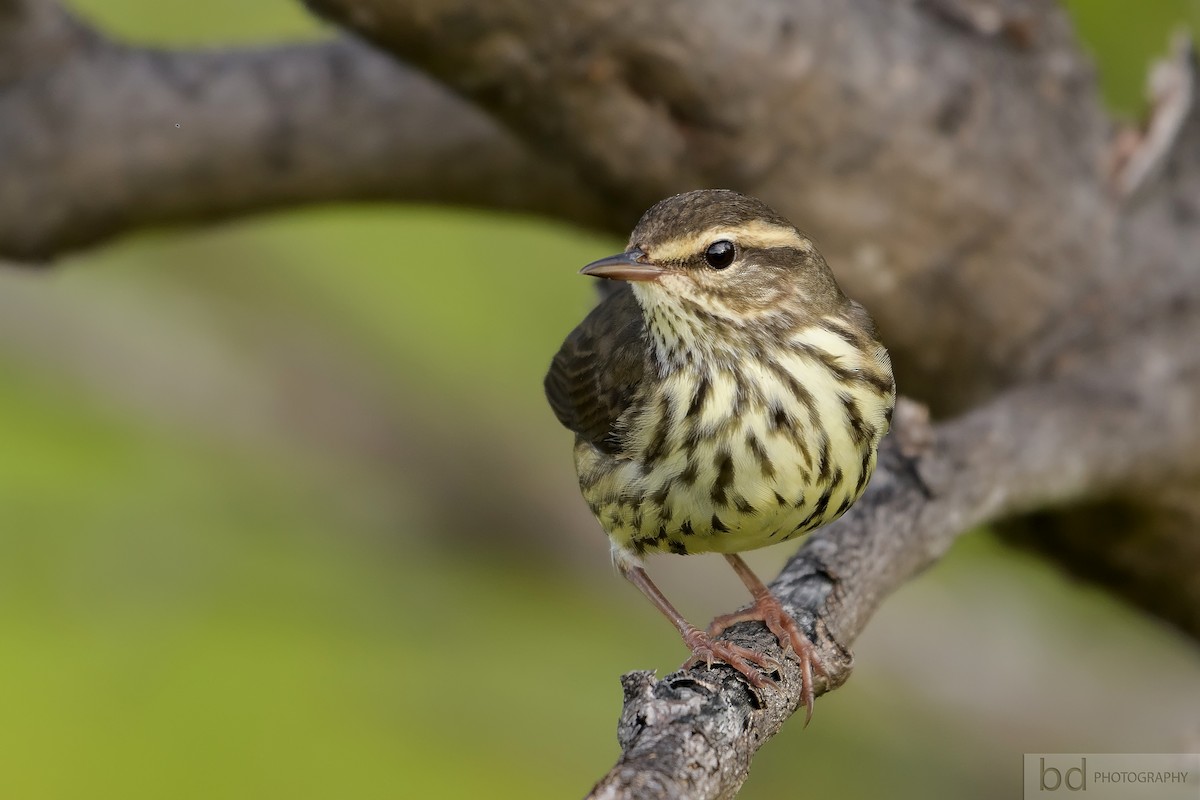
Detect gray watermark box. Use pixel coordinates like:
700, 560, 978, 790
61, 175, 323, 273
1024, 754, 1199, 798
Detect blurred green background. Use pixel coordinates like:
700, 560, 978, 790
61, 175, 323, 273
1, 2, 1198, 798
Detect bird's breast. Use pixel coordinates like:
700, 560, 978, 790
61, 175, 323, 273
576, 321, 893, 557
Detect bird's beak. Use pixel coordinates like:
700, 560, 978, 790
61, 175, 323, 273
578, 249, 665, 282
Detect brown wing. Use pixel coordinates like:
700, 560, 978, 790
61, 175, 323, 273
544, 284, 646, 454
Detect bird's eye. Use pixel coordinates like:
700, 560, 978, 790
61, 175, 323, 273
704, 240, 735, 270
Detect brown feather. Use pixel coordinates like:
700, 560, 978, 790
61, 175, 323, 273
544, 283, 648, 454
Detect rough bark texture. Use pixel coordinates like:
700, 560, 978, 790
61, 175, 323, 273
3, 0, 1199, 797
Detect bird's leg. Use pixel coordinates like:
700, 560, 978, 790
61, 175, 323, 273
709, 553, 827, 724
618, 560, 780, 689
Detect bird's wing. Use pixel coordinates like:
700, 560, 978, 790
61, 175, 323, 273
544, 283, 646, 454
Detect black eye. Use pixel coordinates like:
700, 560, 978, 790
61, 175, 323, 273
704, 240, 735, 270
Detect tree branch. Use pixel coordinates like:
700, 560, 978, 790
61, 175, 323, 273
0, 5, 607, 261
304, 0, 1121, 412
996, 36, 1200, 633
590, 322, 1200, 798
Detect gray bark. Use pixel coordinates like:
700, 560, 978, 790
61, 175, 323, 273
0, 1, 606, 260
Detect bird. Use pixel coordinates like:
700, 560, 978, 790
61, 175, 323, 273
544, 189, 895, 720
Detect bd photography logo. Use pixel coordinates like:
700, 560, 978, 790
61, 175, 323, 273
1038, 757, 1088, 792
1024, 754, 1199, 798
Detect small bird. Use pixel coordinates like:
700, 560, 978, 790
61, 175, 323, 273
544, 189, 895, 719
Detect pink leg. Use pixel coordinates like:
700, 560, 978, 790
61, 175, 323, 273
709, 554, 827, 724
618, 561, 780, 688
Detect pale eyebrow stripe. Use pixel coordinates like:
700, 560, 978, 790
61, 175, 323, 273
650, 220, 808, 261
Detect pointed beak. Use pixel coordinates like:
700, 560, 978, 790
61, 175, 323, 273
578, 249, 665, 282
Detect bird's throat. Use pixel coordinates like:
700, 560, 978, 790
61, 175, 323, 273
633, 282, 748, 371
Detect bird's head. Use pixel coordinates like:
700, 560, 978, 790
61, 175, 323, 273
580, 189, 845, 328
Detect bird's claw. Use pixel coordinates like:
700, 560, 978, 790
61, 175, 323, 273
707, 594, 827, 725
680, 628, 781, 688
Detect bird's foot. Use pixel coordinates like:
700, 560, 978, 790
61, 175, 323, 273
707, 594, 827, 724
680, 626, 781, 689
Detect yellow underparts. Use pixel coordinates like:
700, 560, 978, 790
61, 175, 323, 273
577, 318, 893, 558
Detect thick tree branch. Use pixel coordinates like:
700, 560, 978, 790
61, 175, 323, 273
304, 0, 1122, 412
996, 37, 1200, 629
0, 4, 606, 261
